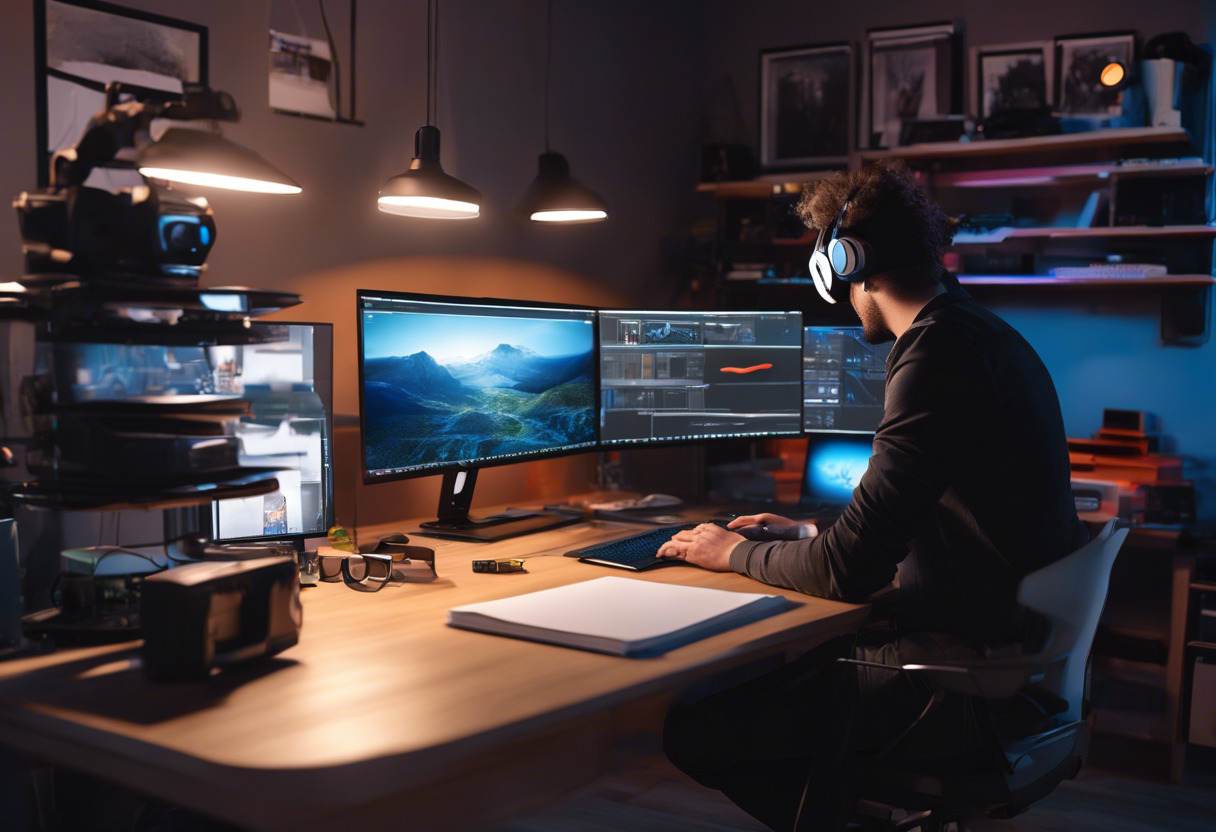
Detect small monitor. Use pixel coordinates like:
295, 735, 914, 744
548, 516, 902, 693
801, 433, 874, 510
599, 310, 803, 446
803, 326, 892, 434
358, 290, 597, 541
210, 322, 335, 547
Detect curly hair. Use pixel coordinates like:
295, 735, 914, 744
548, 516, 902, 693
796, 160, 956, 292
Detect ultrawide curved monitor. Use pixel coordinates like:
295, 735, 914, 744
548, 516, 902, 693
358, 290, 597, 484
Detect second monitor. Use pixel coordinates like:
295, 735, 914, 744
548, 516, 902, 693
803, 326, 892, 434
599, 310, 804, 446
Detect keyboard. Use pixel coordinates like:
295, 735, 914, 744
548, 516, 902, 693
564, 525, 694, 571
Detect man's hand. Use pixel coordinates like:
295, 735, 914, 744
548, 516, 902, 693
726, 513, 815, 533
657, 523, 744, 572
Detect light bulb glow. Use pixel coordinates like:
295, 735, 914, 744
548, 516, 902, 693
139, 167, 302, 194
530, 209, 607, 223
1100, 62, 1125, 87
378, 195, 480, 219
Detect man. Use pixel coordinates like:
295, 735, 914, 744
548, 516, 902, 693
658, 161, 1087, 831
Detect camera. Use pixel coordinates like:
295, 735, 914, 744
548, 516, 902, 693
14, 183, 216, 281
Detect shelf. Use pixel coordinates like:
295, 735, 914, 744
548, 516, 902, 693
1190, 582, 1216, 592
1093, 655, 1168, 689
958, 275, 1215, 288
932, 159, 1212, 188
859, 126, 1191, 162
952, 225, 1216, 244
1092, 707, 1174, 741
696, 171, 836, 198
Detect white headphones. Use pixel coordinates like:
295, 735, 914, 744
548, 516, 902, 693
809, 186, 874, 305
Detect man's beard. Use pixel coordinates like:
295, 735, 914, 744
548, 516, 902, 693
853, 284, 893, 344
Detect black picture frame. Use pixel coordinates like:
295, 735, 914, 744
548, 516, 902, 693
1054, 31, 1136, 117
34, 0, 208, 187
758, 42, 853, 170
972, 41, 1052, 120
862, 21, 963, 150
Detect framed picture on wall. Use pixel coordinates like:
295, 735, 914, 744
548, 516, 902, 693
759, 42, 853, 169
1054, 32, 1135, 117
34, 0, 208, 187
862, 22, 962, 149
971, 42, 1052, 120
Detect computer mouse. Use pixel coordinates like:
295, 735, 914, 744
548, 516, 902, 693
731, 524, 807, 542
637, 493, 683, 508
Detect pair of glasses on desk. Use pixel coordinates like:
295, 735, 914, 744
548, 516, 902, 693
316, 535, 437, 592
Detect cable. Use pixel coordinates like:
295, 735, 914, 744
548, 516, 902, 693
426, 0, 432, 125
318, 0, 341, 120
544, 0, 552, 151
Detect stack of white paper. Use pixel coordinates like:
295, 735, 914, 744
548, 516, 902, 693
447, 576, 792, 657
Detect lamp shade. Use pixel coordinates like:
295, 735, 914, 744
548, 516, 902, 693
137, 128, 302, 194
516, 152, 607, 223
378, 126, 481, 219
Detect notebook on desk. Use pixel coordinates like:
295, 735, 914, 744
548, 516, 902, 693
447, 576, 793, 657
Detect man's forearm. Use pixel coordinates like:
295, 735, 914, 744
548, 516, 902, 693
730, 538, 836, 597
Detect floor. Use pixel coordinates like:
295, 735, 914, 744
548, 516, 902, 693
489, 748, 1216, 832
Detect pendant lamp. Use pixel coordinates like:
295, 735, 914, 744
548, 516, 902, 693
516, 0, 607, 223
377, 0, 481, 219
138, 128, 302, 194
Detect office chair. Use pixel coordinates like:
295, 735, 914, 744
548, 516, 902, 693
803, 519, 1128, 832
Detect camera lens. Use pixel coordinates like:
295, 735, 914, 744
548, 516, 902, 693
163, 221, 199, 253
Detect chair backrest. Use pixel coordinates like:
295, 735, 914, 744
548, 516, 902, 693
1016, 519, 1128, 722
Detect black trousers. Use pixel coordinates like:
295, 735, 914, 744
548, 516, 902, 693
662, 630, 982, 832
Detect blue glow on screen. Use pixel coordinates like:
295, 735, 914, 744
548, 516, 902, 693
806, 437, 873, 502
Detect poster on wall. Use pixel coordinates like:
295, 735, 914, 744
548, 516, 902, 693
34, 0, 208, 187
268, 0, 361, 124
972, 42, 1052, 120
759, 43, 852, 170
1055, 32, 1135, 117
862, 22, 961, 149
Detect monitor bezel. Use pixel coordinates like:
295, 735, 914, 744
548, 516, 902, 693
596, 307, 806, 451
208, 320, 336, 547
357, 288, 601, 485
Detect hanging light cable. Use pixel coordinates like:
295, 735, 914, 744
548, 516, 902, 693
377, 0, 481, 219
515, 0, 607, 223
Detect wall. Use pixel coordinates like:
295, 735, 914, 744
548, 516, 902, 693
705, 0, 1216, 520
0, 0, 707, 524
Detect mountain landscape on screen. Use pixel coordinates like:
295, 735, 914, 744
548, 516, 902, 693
364, 342, 594, 470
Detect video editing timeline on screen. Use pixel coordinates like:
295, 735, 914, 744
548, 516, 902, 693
803, 326, 892, 434
599, 310, 803, 445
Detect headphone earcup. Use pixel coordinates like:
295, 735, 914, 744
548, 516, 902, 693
828, 236, 868, 280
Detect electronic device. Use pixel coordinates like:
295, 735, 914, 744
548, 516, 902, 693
358, 290, 597, 542
598, 310, 803, 447
565, 525, 694, 571
471, 558, 527, 573
800, 433, 875, 515
803, 326, 891, 433
809, 186, 869, 305
140, 556, 301, 681
1049, 264, 1168, 279
205, 322, 335, 552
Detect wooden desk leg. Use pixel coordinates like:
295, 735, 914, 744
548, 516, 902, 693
0, 747, 34, 832
1166, 551, 1196, 782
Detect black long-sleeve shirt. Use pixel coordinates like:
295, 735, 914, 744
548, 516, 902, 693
730, 288, 1088, 647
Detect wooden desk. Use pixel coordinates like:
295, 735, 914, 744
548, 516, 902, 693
0, 516, 869, 831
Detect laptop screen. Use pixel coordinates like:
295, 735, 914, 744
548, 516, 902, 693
801, 433, 874, 509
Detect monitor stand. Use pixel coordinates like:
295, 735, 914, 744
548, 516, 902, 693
416, 470, 580, 543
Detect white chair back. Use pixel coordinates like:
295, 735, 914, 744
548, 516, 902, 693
1016, 520, 1128, 722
